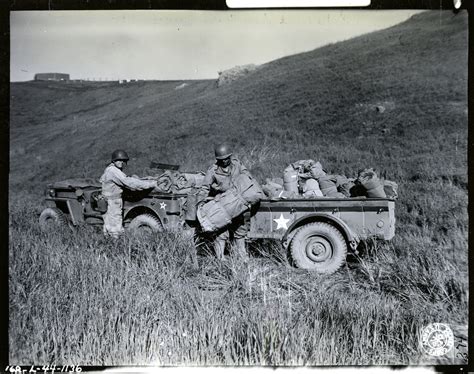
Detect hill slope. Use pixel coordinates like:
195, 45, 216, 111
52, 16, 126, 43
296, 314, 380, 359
10, 11, 467, 190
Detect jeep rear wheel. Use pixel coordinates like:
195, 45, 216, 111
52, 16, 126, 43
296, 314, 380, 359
290, 222, 347, 274
39, 208, 69, 232
128, 214, 163, 236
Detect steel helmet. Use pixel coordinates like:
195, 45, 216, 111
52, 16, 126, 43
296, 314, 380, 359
111, 149, 129, 162
214, 143, 232, 160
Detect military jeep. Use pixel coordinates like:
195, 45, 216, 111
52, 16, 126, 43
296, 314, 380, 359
40, 178, 396, 275
39, 178, 187, 234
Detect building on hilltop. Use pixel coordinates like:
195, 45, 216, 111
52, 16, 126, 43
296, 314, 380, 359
34, 73, 70, 81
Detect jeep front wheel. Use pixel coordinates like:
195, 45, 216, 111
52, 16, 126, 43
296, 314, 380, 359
39, 208, 69, 232
128, 214, 163, 236
290, 222, 347, 274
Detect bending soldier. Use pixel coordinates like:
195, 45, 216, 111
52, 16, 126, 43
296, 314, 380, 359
100, 149, 157, 239
200, 143, 251, 261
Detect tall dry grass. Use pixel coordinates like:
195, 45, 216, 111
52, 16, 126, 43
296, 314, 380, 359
9, 190, 467, 365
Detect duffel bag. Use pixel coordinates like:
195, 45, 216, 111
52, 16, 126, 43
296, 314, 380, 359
384, 180, 398, 199
302, 178, 323, 197
334, 174, 349, 187
357, 168, 386, 198
197, 200, 232, 232
183, 172, 206, 188
283, 165, 299, 193
318, 175, 339, 197
197, 188, 249, 232
262, 183, 283, 199
367, 185, 386, 198
310, 161, 326, 179
265, 178, 284, 188
233, 173, 265, 204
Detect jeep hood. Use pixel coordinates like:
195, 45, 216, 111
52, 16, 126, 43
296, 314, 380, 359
51, 178, 101, 189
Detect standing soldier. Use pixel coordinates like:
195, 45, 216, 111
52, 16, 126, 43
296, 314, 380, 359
100, 149, 158, 239
200, 143, 251, 260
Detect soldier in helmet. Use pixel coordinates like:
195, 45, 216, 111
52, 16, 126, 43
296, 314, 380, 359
100, 149, 158, 239
200, 143, 251, 260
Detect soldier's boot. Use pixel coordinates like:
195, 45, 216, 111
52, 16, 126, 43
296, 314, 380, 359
234, 238, 249, 262
214, 238, 226, 260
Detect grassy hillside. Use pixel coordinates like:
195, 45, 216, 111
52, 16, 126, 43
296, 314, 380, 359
9, 10, 468, 365
10, 11, 467, 190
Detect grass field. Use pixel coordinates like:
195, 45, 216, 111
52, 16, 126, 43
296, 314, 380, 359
9, 10, 468, 365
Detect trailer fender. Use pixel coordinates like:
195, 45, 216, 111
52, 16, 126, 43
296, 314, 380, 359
282, 213, 359, 251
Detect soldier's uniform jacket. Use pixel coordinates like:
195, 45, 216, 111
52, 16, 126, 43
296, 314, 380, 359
100, 163, 156, 199
201, 157, 249, 196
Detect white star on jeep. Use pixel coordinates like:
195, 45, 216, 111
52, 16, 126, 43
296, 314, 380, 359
274, 213, 290, 230
160, 202, 167, 210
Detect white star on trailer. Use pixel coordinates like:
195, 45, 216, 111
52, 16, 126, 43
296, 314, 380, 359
160, 202, 167, 210
273, 213, 290, 230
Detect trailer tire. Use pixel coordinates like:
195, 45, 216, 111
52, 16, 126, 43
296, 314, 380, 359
290, 222, 347, 274
39, 208, 69, 232
128, 214, 163, 236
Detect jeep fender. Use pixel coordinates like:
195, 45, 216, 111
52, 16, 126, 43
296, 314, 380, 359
123, 205, 163, 222
282, 213, 359, 251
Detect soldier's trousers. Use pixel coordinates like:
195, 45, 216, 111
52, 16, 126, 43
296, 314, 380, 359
103, 198, 125, 239
214, 213, 248, 260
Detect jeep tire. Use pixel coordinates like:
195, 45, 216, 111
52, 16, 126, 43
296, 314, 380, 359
128, 214, 163, 236
290, 222, 347, 274
39, 208, 69, 231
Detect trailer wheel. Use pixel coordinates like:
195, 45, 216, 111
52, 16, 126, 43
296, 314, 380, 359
39, 208, 69, 232
290, 222, 347, 274
128, 214, 163, 236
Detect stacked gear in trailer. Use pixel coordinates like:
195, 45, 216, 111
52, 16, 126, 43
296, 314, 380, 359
138, 170, 206, 194
261, 159, 398, 200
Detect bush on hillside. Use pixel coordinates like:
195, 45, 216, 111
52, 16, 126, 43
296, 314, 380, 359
217, 64, 259, 87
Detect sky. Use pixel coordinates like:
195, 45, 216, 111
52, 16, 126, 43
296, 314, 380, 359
10, 10, 423, 82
